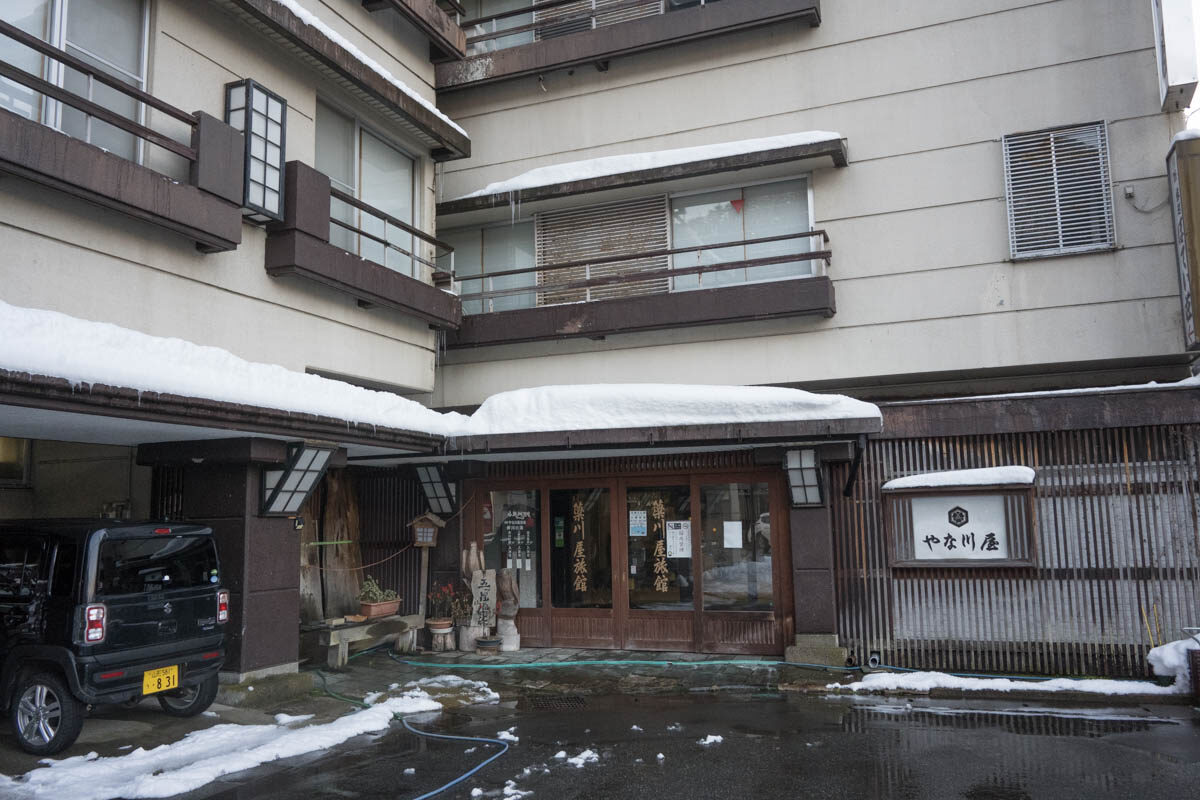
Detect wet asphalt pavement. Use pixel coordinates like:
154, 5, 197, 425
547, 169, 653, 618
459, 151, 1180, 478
171, 693, 1200, 800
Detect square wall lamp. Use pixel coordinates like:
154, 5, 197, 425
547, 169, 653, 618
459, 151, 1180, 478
415, 464, 456, 515
225, 79, 286, 223
786, 448, 823, 507
261, 442, 335, 516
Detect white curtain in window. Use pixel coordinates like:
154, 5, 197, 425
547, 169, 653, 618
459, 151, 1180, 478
483, 222, 535, 312
670, 178, 810, 291
315, 101, 357, 255
439, 229, 483, 315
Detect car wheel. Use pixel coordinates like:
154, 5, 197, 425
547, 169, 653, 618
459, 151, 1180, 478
156, 673, 219, 717
10, 671, 85, 755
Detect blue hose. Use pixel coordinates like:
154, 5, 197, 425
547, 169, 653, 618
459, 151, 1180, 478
401, 718, 509, 800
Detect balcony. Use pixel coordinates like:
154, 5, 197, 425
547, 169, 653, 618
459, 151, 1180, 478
437, 0, 821, 90
361, 0, 468, 61
265, 162, 462, 330
444, 229, 833, 348
0, 20, 244, 252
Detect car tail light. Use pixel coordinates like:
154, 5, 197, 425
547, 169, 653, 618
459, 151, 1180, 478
84, 603, 106, 643
217, 590, 229, 624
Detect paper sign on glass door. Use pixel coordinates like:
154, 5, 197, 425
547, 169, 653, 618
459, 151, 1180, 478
629, 510, 648, 537
665, 520, 690, 558
723, 521, 743, 549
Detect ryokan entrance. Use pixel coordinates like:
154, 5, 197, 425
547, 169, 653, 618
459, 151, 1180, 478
468, 464, 792, 654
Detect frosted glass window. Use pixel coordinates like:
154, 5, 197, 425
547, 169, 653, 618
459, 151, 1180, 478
437, 223, 535, 314
0, 1, 51, 120
669, 178, 811, 291
361, 131, 415, 277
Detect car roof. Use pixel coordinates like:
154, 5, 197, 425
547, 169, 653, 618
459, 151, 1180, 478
0, 520, 212, 540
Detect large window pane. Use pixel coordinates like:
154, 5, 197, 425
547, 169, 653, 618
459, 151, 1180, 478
0, 1, 51, 120
315, 102, 357, 254
465, 0, 534, 55
360, 130, 414, 277
670, 187, 745, 290
700, 483, 772, 611
627, 486, 693, 611
0, 437, 31, 483
438, 229, 483, 315
550, 488, 611, 609
483, 490, 541, 609
744, 178, 811, 282
483, 223, 535, 311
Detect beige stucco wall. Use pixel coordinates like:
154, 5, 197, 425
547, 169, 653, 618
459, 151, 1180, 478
433, 0, 1190, 407
0, 0, 453, 394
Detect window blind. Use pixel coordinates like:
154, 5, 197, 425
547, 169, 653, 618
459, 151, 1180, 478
1002, 122, 1114, 260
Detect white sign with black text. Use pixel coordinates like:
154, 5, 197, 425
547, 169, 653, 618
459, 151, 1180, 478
911, 495, 1008, 561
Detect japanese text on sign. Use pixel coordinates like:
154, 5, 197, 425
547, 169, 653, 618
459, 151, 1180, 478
470, 569, 496, 627
571, 498, 588, 592
910, 495, 1009, 561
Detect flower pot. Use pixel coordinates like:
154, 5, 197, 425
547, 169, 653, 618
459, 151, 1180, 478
458, 624, 486, 652
426, 617, 454, 633
475, 636, 502, 655
360, 599, 400, 618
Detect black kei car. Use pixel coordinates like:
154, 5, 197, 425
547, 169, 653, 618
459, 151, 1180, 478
0, 520, 228, 754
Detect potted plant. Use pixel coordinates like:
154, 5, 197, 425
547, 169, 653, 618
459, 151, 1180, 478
426, 582, 455, 633
358, 575, 400, 618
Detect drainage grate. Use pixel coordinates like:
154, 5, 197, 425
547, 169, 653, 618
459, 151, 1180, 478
526, 694, 587, 711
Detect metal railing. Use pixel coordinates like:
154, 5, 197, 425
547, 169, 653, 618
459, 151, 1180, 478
0, 19, 198, 162
456, 229, 829, 310
329, 187, 454, 278
463, 0, 705, 54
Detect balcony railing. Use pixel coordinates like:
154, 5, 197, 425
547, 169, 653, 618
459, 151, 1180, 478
463, 0, 687, 55
454, 229, 830, 313
330, 187, 453, 282
0, 19, 243, 251
265, 161, 461, 329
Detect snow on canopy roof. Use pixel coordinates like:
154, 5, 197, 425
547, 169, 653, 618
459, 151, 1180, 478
882, 466, 1036, 491
271, 0, 468, 139
0, 302, 879, 441
454, 131, 843, 200
456, 383, 880, 436
0, 300, 468, 437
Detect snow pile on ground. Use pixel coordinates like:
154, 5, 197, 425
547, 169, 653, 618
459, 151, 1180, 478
0, 302, 879, 439
273, 713, 313, 725
882, 466, 1036, 491
0, 300, 466, 436
697, 734, 724, 745
460, 383, 880, 435
565, 749, 600, 768
271, 0, 466, 137
502, 780, 532, 798
497, 727, 519, 743
830, 670, 1186, 696
457, 132, 842, 199
0, 693, 442, 800
404, 675, 500, 705
1148, 637, 1200, 687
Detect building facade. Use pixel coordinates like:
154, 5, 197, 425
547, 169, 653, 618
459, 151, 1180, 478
2, 0, 1198, 680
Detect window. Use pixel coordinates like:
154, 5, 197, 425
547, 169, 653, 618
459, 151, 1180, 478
1, 0, 148, 162
1002, 122, 1115, 260
484, 490, 541, 608
315, 100, 417, 278
0, 437, 31, 487
700, 482, 772, 611
438, 223, 536, 314
95, 536, 219, 597
670, 177, 813, 290
463, 0, 534, 56
0, 538, 46, 599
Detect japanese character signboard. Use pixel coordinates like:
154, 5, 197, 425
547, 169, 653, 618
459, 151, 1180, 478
470, 568, 496, 628
572, 498, 588, 592
911, 496, 1009, 561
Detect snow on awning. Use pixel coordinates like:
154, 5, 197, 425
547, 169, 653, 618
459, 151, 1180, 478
882, 466, 1036, 491
0, 302, 880, 450
438, 131, 847, 220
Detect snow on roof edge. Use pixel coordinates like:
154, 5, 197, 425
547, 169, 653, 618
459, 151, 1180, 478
452, 131, 843, 201
879, 374, 1200, 406
271, 0, 468, 140
882, 466, 1036, 491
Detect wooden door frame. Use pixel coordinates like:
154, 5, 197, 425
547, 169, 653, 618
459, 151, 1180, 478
465, 462, 794, 654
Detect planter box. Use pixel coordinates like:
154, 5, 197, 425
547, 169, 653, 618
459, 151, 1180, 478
360, 599, 400, 618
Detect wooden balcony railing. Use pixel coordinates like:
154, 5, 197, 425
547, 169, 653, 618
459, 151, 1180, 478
0, 19, 244, 251
455, 229, 830, 310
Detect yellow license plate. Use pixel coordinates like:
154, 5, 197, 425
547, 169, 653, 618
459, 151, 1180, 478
142, 665, 179, 695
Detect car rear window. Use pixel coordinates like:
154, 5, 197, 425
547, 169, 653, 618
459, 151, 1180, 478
96, 536, 219, 596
